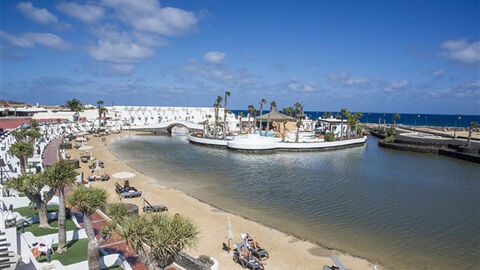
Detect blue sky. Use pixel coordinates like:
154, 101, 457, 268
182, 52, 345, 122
0, 0, 479, 114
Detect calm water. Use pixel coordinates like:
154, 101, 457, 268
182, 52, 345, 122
109, 135, 480, 270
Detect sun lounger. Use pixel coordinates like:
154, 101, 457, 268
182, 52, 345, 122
142, 199, 167, 213
100, 174, 110, 181
232, 243, 264, 270
241, 233, 269, 260
114, 182, 142, 198
322, 254, 350, 270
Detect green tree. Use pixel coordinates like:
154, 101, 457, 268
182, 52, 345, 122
8, 141, 34, 174
258, 98, 267, 135
213, 96, 223, 138
6, 173, 55, 228
347, 112, 363, 137
68, 187, 109, 270
223, 91, 231, 140
467, 121, 479, 148
2, 109, 9, 117
65, 98, 84, 113
109, 213, 199, 270
96, 100, 104, 128
266, 101, 276, 136
282, 107, 295, 117
393, 113, 401, 128
247, 105, 255, 133
44, 160, 78, 253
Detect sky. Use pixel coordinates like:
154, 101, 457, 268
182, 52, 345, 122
0, 0, 479, 114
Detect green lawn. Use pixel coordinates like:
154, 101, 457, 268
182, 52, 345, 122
103, 266, 124, 270
19, 218, 78, 236
13, 205, 59, 217
37, 239, 88, 265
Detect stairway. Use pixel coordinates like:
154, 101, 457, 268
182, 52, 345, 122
0, 230, 20, 270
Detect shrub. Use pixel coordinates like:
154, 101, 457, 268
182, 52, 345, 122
324, 133, 335, 142
383, 135, 395, 143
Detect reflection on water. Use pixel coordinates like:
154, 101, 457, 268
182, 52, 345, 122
109, 135, 480, 270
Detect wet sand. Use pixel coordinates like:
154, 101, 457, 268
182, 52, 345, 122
68, 131, 379, 270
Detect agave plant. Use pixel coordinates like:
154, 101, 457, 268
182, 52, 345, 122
110, 213, 199, 270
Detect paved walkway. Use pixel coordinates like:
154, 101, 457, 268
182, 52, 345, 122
42, 137, 62, 167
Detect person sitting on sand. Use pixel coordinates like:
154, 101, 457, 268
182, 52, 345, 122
88, 170, 96, 181
240, 243, 265, 266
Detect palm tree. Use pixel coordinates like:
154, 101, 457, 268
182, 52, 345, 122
266, 101, 276, 136
213, 96, 223, 138
294, 103, 302, 118
66, 98, 84, 112
223, 91, 231, 139
68, 187, 108, 270
282, 107, 295, 117
238, 112, 243, 132
247, 105, 255, 133
340, 108, 349, 138
6, 173, 56, 228
8, 141, 34, 174
44, 160, 77, 253
295, 119, 303, 143
109, 213, 199, 270
102, 107, 108, 126
347, 112, 363, 137
467, 121, 479, 148
96, 100, 104, 128
393, 113, 401, 128
259, 98, 267, 135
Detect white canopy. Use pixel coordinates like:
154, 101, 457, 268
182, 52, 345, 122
75, 137, 87, 142
78, 145, 94, 151
112, 172, 136, 179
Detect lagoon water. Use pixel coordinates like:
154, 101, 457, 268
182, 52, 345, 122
109, 135, 480, 270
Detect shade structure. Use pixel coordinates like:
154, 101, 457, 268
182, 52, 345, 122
78, 145, 94, 151
77, 131, 89, 136
112, 172, 136, 179
256, 107, 296, 121
75, 137, 87, 142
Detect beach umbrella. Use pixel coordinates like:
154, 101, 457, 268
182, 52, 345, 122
78, 145, 94, 151
77, 131, 89, 136
226, 216, 233, 253
75, 137, 87, 142
112, 172, 136, 180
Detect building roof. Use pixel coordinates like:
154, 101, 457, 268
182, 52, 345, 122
256, 107, 296, 121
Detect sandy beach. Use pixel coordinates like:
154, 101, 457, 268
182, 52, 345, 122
68, 131, 378, 270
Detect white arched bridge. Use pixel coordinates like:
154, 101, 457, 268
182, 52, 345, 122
127, 120, 204, 134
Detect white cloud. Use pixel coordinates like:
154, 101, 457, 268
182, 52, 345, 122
0, 31, 69, 50
17, 2, 58, 25
285, 77, 317, 92
327, 71, 371, 88
432, 68, 445, 78
102, 0, 198, 36
56, 2, 104, 24
183, 60, 255, 86
441, 38, 480, 65
87, 39, 154, 64
203, 51, 226, 64
431, 81, 480, 99
383, 80, 410, 93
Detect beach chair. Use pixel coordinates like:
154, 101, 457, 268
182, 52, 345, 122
115, 182, 142, 198
100, 174, 110, 181
142, 199, 168, 213
241, 233, 269, 260
322, 254, 351, 270
114, 183, 125, 194
232, 243, 264, 270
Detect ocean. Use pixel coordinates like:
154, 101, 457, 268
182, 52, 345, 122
231, 110, 480, 128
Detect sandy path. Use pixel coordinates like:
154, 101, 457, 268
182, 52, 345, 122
67, 131, 378, 270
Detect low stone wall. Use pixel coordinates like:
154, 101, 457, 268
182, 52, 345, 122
378, 141, 439, 154
175, 252, 210, 270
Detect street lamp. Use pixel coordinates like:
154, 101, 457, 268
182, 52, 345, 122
454, 115, 461, 140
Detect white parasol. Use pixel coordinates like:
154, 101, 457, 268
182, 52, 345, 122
75, 137, 87, 142
112, 172, 136, 179
226, 216, 233, 253
78, 145, 94, 151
